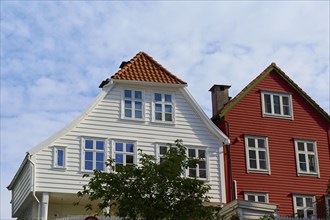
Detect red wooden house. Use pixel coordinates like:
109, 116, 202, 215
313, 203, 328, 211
210, 63, 330, 219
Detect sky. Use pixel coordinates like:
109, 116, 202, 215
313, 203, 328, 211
1, 1, 329, 219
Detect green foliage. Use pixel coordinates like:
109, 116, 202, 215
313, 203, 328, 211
77, 139, 219, 219
259, 214, 275, 220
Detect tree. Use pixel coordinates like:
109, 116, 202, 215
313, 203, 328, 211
77, 139, 220, 219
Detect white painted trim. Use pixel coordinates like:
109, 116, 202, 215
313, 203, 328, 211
28, 83, 114, 155
112, 79, 187, 88
244, 191, 269, 203
219, 146, 227, 203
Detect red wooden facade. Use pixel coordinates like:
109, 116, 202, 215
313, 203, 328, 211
212, 63, 330, 218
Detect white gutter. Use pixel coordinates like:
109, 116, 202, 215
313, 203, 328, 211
27, 154, 40, 220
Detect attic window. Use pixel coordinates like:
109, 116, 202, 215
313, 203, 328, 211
53, 146, 66, 169
261, 91, 293, 119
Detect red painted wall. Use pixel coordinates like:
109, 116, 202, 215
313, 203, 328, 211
217, 70, 330, 217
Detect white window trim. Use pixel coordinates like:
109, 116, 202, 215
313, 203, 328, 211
294, 139, 320, 178
52, 146, 67, 170
244, 135, 271, 174
80, 137, 108, 172
244, 192, 269, 203
152, 92, 175, 123
111, 139, 138, 167
121, 89, 145, 120
292, 194, 317, 219
261, 90, 293, 119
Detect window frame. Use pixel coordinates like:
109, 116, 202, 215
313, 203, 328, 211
111, 140, 137, 167
52, 146, 67, 169
81, 137, 107, 172
186, 147, 208, 180
121, 89, 145, 120
294, 139, 319, 177
244, 135, 271, 174
244, 192, 269, 203
292, 194, 316, 219
152, 92, 175, 123
261, 91, 293, 119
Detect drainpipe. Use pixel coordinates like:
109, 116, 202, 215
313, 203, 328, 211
28, 153, 41, 220
222, 119, 234, 202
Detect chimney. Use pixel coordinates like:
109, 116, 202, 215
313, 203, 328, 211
209, 85, 231, 117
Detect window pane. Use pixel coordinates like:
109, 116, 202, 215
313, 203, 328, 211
307, 210, 314, 218
125, 90, 131, 98
264, 94, 272, 113
248, 138, 255, 148
299, 154, 306, 162
199, 169, 206, 178
115, 154, 123, 164
258, 196, 266, 202
308, 155, 316, 172
297, 209, 304, 218
283, 106, 290, 116
249, 150, 256, 159
298, 142, 304, 151
85, 161, 93, 170
85, 152, 93, 160
135, 101, 142, 110
155, 93, 162, 101
155, 112, 162, 120
274, 95, 281, 114
165, 113, 172, 121
165, 94, 172, 102
126, 155, 134, 164
125, 100, 132, 108
189, 168, 196, 177
258, 139, 265, 148
198, 150, 206, 158
57, 149, 64, 166
247, 195, 255, 201
96, 152, 104, 161
96, 141, 104, 150
188, 149, 195, 158
126, 144, 134, 153
125, 109, 132, 118
85, 140, 93, 149
282, 96, 290, 115
116, 143, 123, 152
96, 162, 104, 171
307, 143, 314, 152
165, 105, 172, 113
259, 160, 267, 169
199, 161, 206, 169
135, 91, 142, 99
250, 159, 257, 169
160, 146, 167, 155
135, 110, 142, 119
155, 104, 162, 112
306, 198, 313, 207
296, 197, 303, 206
259, 151, 266, 159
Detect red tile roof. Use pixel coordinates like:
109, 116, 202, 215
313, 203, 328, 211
107, 52, 186, 85
214, 63, 330, 122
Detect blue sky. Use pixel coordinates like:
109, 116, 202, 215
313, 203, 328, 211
1, 1, 329, 219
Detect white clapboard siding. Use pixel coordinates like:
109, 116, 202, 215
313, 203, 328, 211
33, 83, 225, 202
12, 163, 32, 215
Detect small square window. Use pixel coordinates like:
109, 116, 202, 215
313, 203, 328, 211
53, 146, 66, 169
113, 141, 136, 166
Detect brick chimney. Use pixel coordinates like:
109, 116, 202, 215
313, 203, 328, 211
209, 85, 231, 117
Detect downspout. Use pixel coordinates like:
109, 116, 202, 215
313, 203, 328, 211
27, 153, 41, 220
222, 119, 234, 202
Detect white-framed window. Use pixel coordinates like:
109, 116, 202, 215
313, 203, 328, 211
325, 196, 330, 218
82, 138, 106, 172
187, 148, 207, 179
155, 144, 208, 180
293, 194, 316, 219
245, 135, 270, 174
261, 91, 293, 118
153, 93, 174, 122
244, 192, 269, 203
123, 89, 144, 120
53, 146, 66, 169
294, 139, 319, 177
112, 140, 137, 166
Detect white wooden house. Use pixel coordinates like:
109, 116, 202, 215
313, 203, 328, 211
7, 52, 229, 220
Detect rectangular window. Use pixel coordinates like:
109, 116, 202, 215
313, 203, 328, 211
326, 196, 330, 218
123, 89, 143, 119
293, 195, 316, 218
154, 93, 174, 122
261, 91, 292, 118
83, 139, 106, 171
244, 192, 268, 203
188, 148, 207, 179
294, 140, 319, 176
245, 136, 270, 173
53, 146, 66, 169
114, 141, 136, 166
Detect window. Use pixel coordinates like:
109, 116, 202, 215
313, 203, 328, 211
293, 195, 316, 219
187, 148, 207, 179
83, 139, 106, 171
53, 146, 66, 169
123, 89, 143, 119
244, 192, 268, 203
154, 93, 174, 122
294, 140, 319, 176
261, 91, 292, 118
245, 136, 270, 173
113, 141, 136, 166
325, 196, 330, 218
